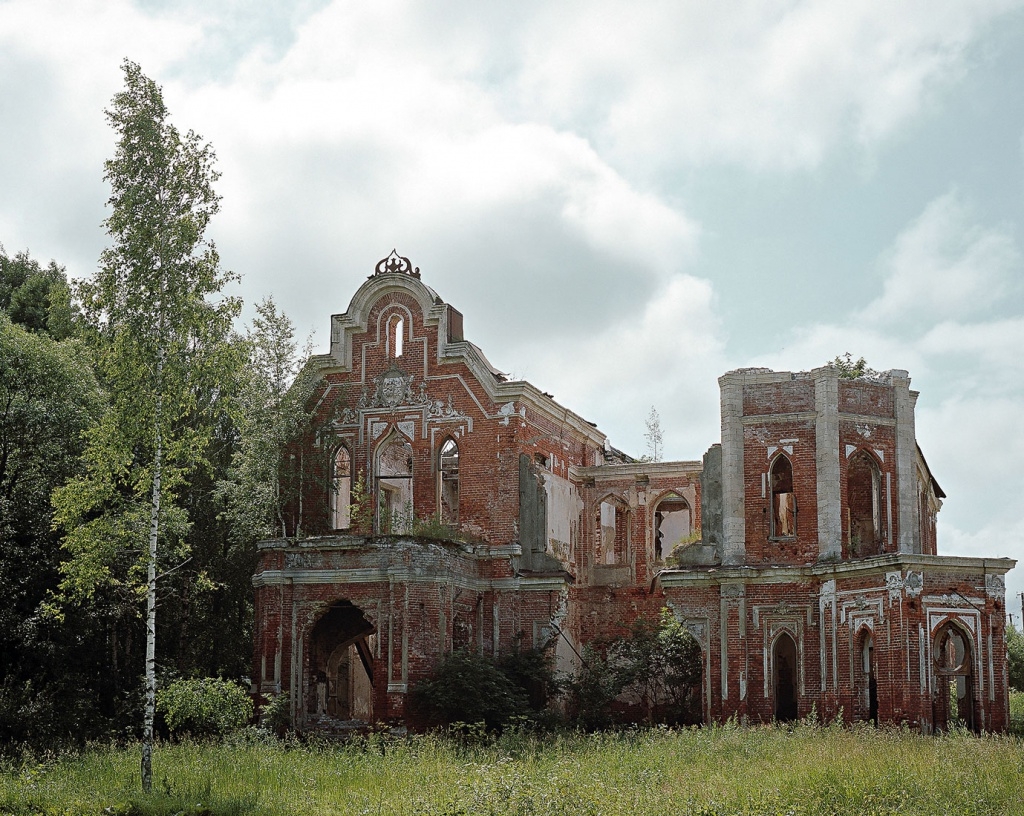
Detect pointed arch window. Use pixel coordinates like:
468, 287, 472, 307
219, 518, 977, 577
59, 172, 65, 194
376, 434, 413, 533
331, 444, 352, 530
773, 631, 798, 722
438, 437, 459, 524
847, 450, 882, 557
770, 455, 795, 538
654, 492, 692, 562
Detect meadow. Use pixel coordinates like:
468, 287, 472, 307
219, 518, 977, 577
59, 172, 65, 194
3, 717, 1024, 816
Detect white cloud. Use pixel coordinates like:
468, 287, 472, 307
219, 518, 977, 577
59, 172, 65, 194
861, 191, 1021, 327
754, 191, 1024, 592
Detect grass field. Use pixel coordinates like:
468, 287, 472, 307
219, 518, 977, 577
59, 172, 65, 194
3, 718, 1024, 816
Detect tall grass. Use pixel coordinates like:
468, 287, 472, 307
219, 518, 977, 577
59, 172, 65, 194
2, 721, 1024, 815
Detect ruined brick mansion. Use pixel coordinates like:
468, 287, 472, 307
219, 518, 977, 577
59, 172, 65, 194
253, 251, 1015, 732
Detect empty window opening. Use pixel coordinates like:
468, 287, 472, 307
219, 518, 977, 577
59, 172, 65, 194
770, 455, 796, 538
934, 624, 974, 732
376, 435, 413, 533
773, 632, 798, 722
438, 437, 459, 525
596, 499, 628, 565
331, 444, 352, 530
847, 451, 882, 557
854, 630, 877, 725
654, 493, 692, 562
387, 314, 404, 358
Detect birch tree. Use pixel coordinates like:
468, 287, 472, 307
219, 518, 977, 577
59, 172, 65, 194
52, 61, 238, 792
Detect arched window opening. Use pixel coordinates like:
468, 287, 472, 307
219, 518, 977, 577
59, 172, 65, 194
376, 435, 413, 533
773, 632, 798, 722
770, 455, 796, 538
596, 498, 628, 565
854, 629, 877, 725
387, 314, 404, 358
934, 623, 974, 732
847, 451, 882, 557
654, 493, 692, 562
331, 445, 352, 530
438, 437, 459, 525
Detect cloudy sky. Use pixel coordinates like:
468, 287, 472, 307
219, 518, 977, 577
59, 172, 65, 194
3, 0, 1024, 604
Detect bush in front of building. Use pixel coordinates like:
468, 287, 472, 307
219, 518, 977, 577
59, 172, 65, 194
568, 610, 702, 729
407, 650, 533, 731
156, 678, 253, 740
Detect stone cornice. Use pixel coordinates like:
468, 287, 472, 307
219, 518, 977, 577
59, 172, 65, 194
656, 553, 1016, 589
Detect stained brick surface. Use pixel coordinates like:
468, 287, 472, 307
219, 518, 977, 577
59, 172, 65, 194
253, 259, 1013, 733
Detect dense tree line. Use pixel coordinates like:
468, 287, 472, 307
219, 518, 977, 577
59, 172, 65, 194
0, 65, 319, 760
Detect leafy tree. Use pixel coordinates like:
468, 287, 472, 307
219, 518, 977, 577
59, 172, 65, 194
217, 298, 317, 542
1008, 626, 1024, 692
0, 246, 77, 339
0, 314, 110, 750
568, 610, 702, 727
829, 353, 875, 379
51, 61, 238, 792
643, 405, 663, 462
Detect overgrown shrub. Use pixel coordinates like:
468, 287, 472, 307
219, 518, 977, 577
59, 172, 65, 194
156, 678, 253, 739
407, 650, 530, 730
1007, 626, 1024, 692
258, 692, 292, 736
568, 609, 702, 728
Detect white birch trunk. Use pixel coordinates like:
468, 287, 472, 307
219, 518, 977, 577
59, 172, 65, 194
141, 351, 163, 794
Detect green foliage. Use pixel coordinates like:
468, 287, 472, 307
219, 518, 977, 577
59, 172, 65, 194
829, 352, 875, 379
347, 472, 374, 534
52, 59, 241, 791
156, 678, 253, 739
217, 298, 317, 542
0, 246, 78, 340
258, 693, 292, 736
568, 609, 702, 728
4, 727, 1024, 815
408, 650, 530, 730
1007, 626, 1024, 692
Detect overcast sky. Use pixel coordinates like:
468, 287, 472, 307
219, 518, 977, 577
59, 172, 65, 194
3, 0, 1024, 606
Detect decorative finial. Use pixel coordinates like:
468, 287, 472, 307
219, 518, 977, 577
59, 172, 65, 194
374, 249, 420, 278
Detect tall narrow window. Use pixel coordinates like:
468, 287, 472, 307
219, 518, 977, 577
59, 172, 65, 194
376, 435, 413, 533
847, 451, 882, 557
773, 632, 798, 722
596, 498, 628, 565
332, 445, 352, 530
770, 455, 795, 537
654, 493, 692, 562
438, 437, 459, 524
387, 314, 404, 358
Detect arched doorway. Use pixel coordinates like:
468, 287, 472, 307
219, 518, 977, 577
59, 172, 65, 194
933, 622, 974, 731
308, 601, 376, 723
773, 632, 798, 722
854, 628, 877, 724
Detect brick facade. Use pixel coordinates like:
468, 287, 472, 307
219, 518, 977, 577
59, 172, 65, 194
253, 253, 1014, 732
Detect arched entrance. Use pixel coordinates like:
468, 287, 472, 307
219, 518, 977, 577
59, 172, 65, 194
308, 600, 376, 724
933, 622, 974, 731
773, 632, 798, 722
854, 628, 877, 725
